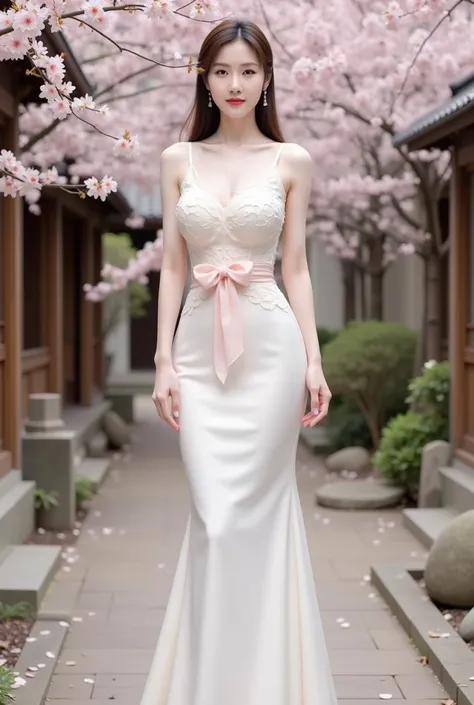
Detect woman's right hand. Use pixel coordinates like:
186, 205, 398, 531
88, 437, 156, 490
152, 360, 180, 432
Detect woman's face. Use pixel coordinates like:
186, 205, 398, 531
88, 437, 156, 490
206, 39, 268, 118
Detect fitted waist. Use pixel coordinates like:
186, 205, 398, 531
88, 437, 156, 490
190, 261, 274, 289
188, 260, 275, 385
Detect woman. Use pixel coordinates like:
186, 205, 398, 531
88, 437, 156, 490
143, 17, 337, 705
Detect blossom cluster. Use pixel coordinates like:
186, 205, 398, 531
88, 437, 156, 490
276, 0, 470, 266
383, 0, 453, 28
84, 232, 164, 301
0, 0, 219, 206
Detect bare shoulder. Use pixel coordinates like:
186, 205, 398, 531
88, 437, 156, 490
161, 141, 189, 166
280, 143, 312, 193
281, 142, 312, 169
160, 142, 190, 189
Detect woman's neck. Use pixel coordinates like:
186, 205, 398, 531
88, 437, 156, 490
209, 113, 265, 146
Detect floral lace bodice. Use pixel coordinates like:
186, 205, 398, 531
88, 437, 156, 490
175, 143, 290, 315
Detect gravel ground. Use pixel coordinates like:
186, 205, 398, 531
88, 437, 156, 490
0, 619, 35, 669
1, 505, 90, 669
418, 579, 474, 651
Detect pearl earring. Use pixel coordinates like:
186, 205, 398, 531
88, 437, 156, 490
208, 91, 212, 108
263, 88, 268, 107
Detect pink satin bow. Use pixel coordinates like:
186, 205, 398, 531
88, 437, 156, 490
192, 260, 274, 384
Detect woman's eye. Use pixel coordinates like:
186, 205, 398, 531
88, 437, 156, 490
214, 69, 257, 75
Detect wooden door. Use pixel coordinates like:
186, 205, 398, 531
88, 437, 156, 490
63, 214, 81, 404
451, 160, 474, 467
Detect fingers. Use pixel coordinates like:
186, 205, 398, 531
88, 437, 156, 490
302, 386, 332, 427
152, 390, 180, 431
170, 388, 180, 430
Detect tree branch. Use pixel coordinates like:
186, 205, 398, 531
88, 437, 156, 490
98, 81, 189, 105
21, 117, 62, 154
389, 0, 465, 112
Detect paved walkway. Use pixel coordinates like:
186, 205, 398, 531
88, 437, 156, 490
45, 396, 448, 705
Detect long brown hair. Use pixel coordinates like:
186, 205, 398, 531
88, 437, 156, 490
181, 18, 285, 143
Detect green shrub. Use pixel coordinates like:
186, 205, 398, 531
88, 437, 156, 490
322, 320, 417, 448
326, 398, 373, 452
34, 488, 59, 513
317, 326, 339, 352
0, 665, 15, 704
0, 601, 33, 620
407, 360, 450, 433
374, 411, 448, 498
102, 232, 151, 342
75, 476, 96, 507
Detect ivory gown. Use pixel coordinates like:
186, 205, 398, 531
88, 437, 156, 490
140, 142, 338, 705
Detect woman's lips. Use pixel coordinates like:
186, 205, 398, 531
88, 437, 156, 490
226, 99, 245, 105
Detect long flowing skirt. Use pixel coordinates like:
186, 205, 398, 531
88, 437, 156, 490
140, 294, 338, 705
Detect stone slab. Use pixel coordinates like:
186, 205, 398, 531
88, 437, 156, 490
54, 648, 154, 674
10, 620, 68, 705
371, 561, 474, 705
38, 579, 82, 620
47, 675, 94, 700
63, 624, 159, 649
330, 649, 423, 675
339, 701, 445, 705
45, 693, 131, 705
395, 672, 447, 699
402, 507, 458, 549
0, 544, 62, 612
316, 479, 404, 509
74, 458, 110, 491
333, 675, 403, 699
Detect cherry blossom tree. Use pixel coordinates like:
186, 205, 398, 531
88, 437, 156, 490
0, 0, 222, 206
1, 0, 224, 299
268, 0, 474, 359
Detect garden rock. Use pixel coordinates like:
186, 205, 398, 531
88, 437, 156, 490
325, 446, 371, 474
316, 478, 404, 509
86, 430, 108, 458
459, 607, 474, 642
424, 510, 474, 608
102, 410, 131, 449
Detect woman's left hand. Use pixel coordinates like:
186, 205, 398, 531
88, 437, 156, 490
302, 361, 332, 427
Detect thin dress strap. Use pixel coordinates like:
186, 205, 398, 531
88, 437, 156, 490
188, 142, 193, 168
272, 143, 285, 166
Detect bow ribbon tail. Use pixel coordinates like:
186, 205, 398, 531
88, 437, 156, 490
214, 278, 244, 384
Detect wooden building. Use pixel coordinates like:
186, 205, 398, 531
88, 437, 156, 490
0, 28, 131, 473
394, 70, 474, 471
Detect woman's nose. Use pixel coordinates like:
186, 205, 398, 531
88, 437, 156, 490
230, 75, 242, 92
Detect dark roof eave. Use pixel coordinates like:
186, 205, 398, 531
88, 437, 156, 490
393, 83, 474, 151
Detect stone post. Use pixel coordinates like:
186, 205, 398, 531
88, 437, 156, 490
418, 440, 451, 508
22, 393, 76, 529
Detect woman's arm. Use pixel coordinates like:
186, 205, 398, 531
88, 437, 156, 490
280, 144, 321, 365
154, 143, 188, 365
152, 143, 188, 431
280, 144, 331, 424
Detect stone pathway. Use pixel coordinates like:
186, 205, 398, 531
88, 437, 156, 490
44, 396, 448, 704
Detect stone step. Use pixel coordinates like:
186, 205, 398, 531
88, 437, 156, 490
0, 470, 35, 554
0, 544, 62, 614
440, 465, 474, 514
74, 457, 111, 490
402, 506, 458, 549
